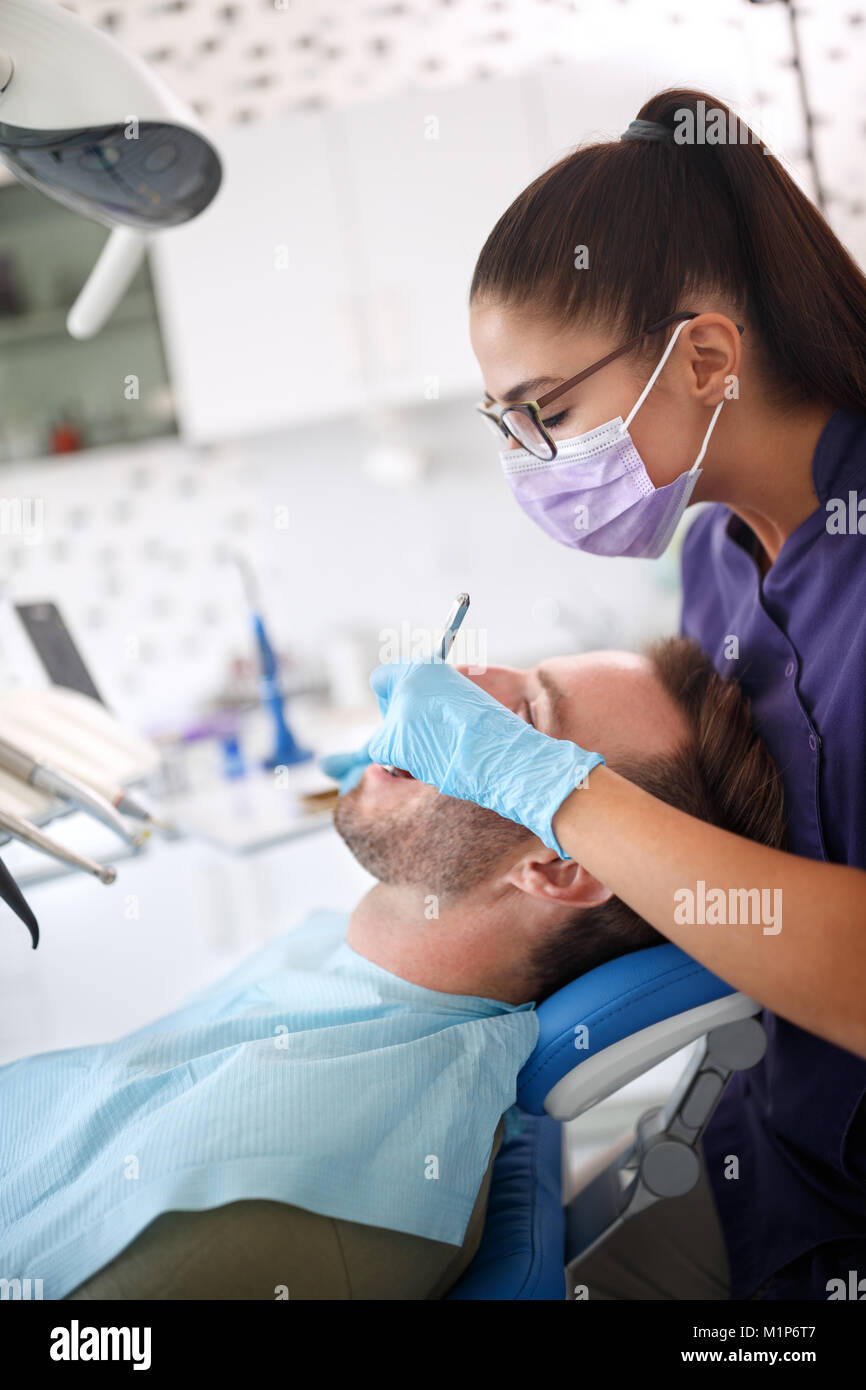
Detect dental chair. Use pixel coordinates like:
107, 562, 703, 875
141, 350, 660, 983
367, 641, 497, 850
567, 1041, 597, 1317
446, 943, 766, 1301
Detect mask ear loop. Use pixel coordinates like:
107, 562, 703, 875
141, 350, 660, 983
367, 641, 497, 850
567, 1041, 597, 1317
691, 399, 724, 473
622, 316, 724, 473
622, 317, 691, 433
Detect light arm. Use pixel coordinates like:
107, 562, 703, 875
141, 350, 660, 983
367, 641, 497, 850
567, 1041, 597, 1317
66, 225, 150, 340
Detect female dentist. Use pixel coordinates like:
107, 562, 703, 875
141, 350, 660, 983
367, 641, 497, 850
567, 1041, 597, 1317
325, 89, 866, 1300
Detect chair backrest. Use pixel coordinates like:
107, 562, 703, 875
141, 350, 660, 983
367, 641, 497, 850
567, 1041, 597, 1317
445, 1112, 566, 1300
448, 943, 759, 1299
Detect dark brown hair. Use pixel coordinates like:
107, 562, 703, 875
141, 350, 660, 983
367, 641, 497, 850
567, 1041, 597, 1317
529, 635, 788, 1002
470, 88, 866, 412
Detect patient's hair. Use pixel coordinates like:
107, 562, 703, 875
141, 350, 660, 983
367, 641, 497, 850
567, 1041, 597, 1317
528, 635, 788, 1003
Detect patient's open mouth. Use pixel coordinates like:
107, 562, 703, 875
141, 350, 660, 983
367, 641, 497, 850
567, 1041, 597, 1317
368, 762, 416, 785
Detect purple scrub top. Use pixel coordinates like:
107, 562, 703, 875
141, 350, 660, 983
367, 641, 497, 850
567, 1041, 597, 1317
681, 406, 866, 1300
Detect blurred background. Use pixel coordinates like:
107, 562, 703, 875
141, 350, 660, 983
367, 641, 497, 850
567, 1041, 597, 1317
0, 0, 862, 1174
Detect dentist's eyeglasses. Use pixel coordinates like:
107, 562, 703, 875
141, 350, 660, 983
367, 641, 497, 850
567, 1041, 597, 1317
476, 311, 743, 462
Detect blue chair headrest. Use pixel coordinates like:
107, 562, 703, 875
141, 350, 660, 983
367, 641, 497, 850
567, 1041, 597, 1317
516, 943, 736, 1114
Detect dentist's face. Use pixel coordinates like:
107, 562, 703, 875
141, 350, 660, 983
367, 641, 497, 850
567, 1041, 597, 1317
469, 298, 695, 490
333, 650, 686, 894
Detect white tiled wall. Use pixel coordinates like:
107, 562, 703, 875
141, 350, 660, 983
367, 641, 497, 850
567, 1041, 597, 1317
0, 399, 685, 734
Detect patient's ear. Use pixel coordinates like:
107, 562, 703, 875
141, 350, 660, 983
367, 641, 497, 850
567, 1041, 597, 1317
504, 847, 612, 909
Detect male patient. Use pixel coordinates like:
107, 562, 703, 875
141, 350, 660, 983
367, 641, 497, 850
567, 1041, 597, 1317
0, 637, 784, 1301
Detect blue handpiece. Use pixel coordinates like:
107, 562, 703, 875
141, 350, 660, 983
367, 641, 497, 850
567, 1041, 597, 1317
253, 612, 312, 769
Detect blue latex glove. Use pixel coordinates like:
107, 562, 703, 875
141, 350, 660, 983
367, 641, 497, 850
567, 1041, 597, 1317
366, 660, 605, 858
319, 745, 371, 794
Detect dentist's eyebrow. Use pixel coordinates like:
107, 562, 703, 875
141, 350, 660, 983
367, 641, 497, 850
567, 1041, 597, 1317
534, 666, 566, 735
488, 375, 563, 405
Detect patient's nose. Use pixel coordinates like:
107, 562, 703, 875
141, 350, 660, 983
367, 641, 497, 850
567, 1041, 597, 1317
456, 664, 524, 712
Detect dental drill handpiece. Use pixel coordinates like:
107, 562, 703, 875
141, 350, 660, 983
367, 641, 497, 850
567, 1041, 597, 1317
385, 593, 470, 776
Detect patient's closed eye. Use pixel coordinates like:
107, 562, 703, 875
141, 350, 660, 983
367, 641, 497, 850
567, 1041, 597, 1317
519, 698, 536, 728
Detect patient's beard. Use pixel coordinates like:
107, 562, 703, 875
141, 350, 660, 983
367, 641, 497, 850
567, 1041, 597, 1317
333, 782, 529, 898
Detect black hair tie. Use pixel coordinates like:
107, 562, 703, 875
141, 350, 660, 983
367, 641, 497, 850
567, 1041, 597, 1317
620, 119, 674, 144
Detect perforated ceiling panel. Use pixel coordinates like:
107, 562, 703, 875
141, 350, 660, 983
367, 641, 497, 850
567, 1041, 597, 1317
25, 1, 862, 240
40, 2, 858, 123
64, 0, 608, 126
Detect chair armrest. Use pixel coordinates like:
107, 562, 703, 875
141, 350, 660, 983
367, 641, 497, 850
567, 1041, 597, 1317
545, 991, 759, 1122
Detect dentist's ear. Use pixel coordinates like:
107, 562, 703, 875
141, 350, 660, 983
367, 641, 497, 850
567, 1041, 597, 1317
680, 313, 742, 405
504, 847, 612, 910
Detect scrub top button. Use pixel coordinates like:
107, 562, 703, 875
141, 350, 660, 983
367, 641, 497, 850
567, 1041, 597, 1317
785, 660, 795, 678
809, 733, 817, 751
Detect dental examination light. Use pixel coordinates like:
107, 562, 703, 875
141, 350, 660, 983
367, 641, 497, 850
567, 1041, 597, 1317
0, 0, 222, 338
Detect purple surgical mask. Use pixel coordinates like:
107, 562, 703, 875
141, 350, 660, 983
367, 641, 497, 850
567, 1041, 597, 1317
500, 318, 724, 559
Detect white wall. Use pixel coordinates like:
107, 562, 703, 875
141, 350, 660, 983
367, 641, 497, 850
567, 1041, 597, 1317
0, 402, 685, 734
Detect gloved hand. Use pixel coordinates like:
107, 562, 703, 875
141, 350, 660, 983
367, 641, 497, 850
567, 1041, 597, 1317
366, 660, 605, 857
319, 745, 372, 794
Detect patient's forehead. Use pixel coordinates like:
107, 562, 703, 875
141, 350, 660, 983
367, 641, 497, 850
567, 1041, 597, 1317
543, 650, 686, 764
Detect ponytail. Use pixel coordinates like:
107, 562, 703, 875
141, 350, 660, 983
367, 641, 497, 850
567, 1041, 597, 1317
470, 88, 866, 412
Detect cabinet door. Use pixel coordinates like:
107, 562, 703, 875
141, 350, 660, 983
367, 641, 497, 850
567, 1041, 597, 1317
334, 78, 536, 405
150, 111, 365, 443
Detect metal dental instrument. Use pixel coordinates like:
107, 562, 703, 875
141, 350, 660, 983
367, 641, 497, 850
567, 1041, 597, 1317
385, 592, 470, 776
438, 591, 471, 663
0, 735, 144, 849
112, 789, 175, 833
0, 808, 117, 884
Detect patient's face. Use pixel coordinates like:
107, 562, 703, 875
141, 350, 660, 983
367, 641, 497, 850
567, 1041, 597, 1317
333, 650, 687, 896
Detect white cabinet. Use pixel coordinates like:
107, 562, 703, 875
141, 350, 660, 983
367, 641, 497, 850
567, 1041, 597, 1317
151, 79, 538, 442
148, 53, 780, 446
333, 77, 537, 405
150, 110, 366, 444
